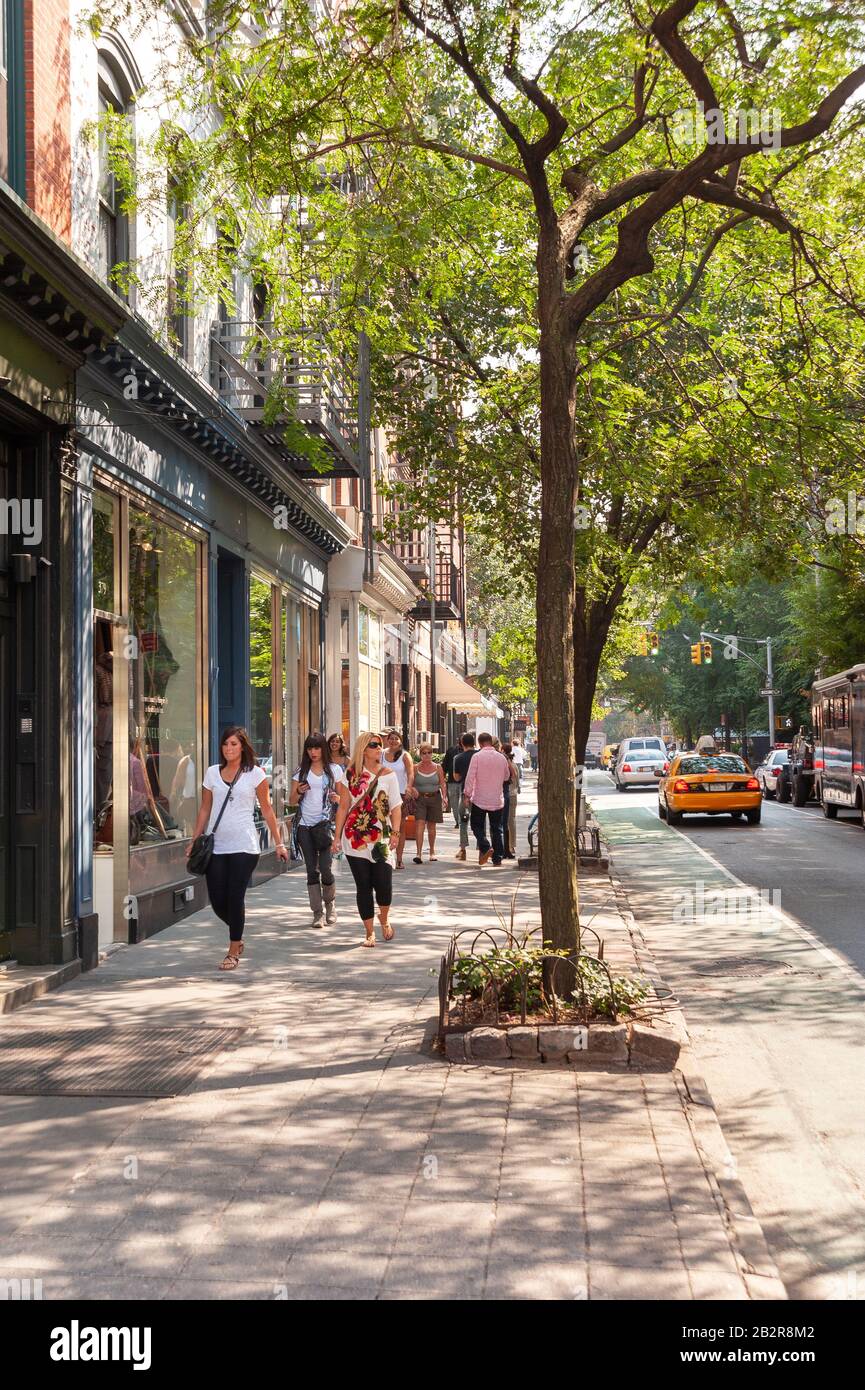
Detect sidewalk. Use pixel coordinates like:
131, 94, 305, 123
0, 782, 784, 1300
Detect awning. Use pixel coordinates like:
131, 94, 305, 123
435, 662, 498, 715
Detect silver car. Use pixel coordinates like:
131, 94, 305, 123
755, 748, 789, 799
613, 741, 669, 790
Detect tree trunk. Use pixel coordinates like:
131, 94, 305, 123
572, 591, 614, 829
536, 309, 579, 959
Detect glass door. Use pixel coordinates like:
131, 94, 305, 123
0, 440, 12, 959
92, 486, 123, 947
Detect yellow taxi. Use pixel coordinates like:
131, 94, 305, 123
600, 743, 619, 770
657, 752, 762, 826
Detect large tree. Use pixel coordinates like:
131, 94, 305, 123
100, 0, 865, 954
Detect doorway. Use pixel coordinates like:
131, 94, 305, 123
0, 444, 14, 958
91, 486, 127, 948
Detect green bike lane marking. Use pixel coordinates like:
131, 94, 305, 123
593, 800, 864, 992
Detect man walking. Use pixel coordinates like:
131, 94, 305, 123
464, 732, 509, 866
450, 732, 476, 861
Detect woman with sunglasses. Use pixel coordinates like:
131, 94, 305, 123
289, 732, 346, 928
331, 732, 402, 947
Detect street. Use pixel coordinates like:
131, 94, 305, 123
590, 770, 865, 1301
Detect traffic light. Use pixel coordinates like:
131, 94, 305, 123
690, 643, 702, 665
638, 631, 648, 655
701, 640, 713, 664
649, 631, 660, 656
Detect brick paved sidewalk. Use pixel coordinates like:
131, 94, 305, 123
0, 782, 784, 1300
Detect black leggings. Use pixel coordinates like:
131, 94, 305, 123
297, 825, 335, 887
346, 855, 393, 922
205, 852, 259, 942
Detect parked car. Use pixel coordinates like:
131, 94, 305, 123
755, 747, 789, 800
613, 739, 669, 789
657, 753, 762, 826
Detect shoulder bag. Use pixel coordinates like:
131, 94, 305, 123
187, 768, 242, 875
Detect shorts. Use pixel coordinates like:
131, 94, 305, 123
414, 791, 443, 823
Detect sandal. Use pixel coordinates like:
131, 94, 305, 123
362, 933, 376, 948
413, 856, 423, 864
219, 943, 244, 971
429, 855, 437, 862
381, 921, 394, 942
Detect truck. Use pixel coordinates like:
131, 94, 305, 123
584, 729, 605, 768
775, 726, 816, 806
806, 664, 865, 823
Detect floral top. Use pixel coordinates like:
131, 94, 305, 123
342, 767, 402, 862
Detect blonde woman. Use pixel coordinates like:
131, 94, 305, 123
412, 744, 447, 863
331, 731, 402, 947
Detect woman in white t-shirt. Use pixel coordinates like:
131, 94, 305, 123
331, 731, 402, 947
188, 726, 288, 971
289, 732, 347, 929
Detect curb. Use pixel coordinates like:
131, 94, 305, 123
600, 841, 788, 1300
0, 960, 82, 1016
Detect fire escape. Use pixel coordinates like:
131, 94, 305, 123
211, 320, 361, 478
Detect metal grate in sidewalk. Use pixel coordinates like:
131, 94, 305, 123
0, 1024, 248, 1097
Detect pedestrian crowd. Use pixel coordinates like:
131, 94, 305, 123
187, 722, 535, 969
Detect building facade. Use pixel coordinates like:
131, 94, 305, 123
1, 0, 475, 969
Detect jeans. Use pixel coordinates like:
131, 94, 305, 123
469, 804, 504, 863
506, 791, 518, 855
205, 851, 259, 942
447, 782, 469, 846
297, 824, 335, 887
346, 854, 393, 921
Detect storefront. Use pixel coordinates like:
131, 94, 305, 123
76, 320, 346, 954
0, 183, 127, 967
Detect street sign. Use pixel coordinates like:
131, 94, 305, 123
760, 688, 779, 698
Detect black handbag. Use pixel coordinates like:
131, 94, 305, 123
187, 769, 242, 875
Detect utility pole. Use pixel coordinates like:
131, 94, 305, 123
700, 629, 777, 746
766, 636, 775, 742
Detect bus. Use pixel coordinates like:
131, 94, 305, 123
812, 664, 865, 824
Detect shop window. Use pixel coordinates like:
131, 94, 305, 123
341, 659, 351, 744
128, 510, 200, 846
249, 575, 274, 762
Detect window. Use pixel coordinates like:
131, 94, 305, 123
0, 0, 24, 195
358, 605, 381, 733
97, 54, 133, 296
127, 510, 201, 850
167, 182, 191, 360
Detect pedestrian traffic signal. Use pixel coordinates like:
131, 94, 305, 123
649, 631, 660, 655
690, 643, 702, 665
701, 641, 713, 664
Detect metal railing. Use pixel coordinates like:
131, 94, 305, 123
211, 320, 359, 466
